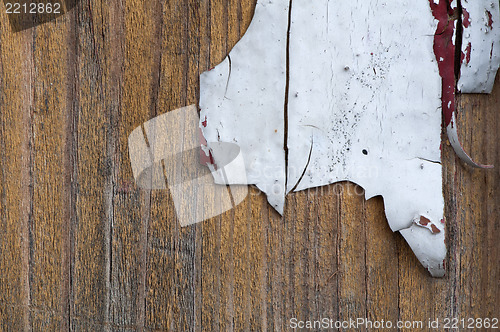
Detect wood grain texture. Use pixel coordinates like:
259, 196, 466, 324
0, 0, 499, 331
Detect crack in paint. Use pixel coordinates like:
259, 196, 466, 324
416, 157, 442, 165
289, 137, 313, 193
224, 55, 232, 99
283, 0, 293, 191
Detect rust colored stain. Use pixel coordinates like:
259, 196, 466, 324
431, 224, 441, 234
419, 216, 431, 226
428, 0, 456, 127
486, 10, 494, 29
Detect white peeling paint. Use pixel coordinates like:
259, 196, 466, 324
445, 0, 499, 168
458, 0, 500, 93
400, 222, 446, 277
200, 0, 447, 276
286, 0, 444, 235
200, 0, 289, 213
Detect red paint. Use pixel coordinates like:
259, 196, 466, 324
486, 10, 494, 29
199, 127, 207, 145
440, 218, 445, 224
198, 127, 217, 168
431, 224, 441, 234
202, 116, 207, 127
462, 42, 472, 64
428, 0, 457, 127
462, 8, 471, 28
200, 148, 217, 169
419, 216, 431, 226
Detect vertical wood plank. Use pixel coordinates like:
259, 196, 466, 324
109, 0, 162, 328
70, 0, 109, 329
30, 13, 73, 331
364, 196, 399, 327
455, 76, 500, 323
0, 16, 33, 332
315, 186, 340, 322
338, 182, 367, 326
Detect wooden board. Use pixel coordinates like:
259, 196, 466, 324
0, 0, 498, 330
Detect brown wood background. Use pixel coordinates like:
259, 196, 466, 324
0, 0, 499, 330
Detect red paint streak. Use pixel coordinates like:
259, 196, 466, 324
202, 116, 207, 128
199, 127, 207, 145
462, 8, 470, 28
431, 224, 441, 234
198, 127, 217, 168
429, 0, 457, 127
486, 10, 493, 29
440, 218, 445, 224
200, 148, 217, 169
462, 42, 472, 64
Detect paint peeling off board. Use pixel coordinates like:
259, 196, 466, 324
199, 0, 497, 277
447, 0, 498, 168
200, 0, 288, 213
458, 0, 500, 93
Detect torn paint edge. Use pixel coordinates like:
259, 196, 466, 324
430, 0, 495, 168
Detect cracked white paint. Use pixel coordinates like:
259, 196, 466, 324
128, 0, 500, 277
458, 0, 500, 93
200, 0, 448, 276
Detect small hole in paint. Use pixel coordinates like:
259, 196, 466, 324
362, 149, 368, 155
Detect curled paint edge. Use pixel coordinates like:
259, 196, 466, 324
451, 1, 497, 167
429, 0, 495, 169
447, 112, 494, 169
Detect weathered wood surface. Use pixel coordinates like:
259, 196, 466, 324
0, 0, 499, 330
